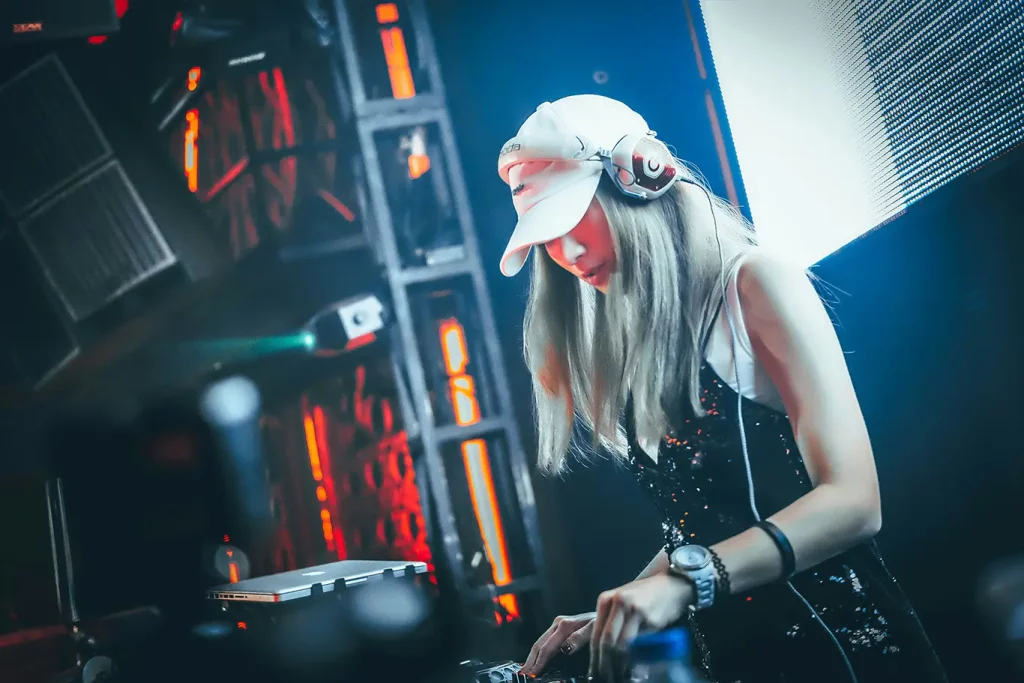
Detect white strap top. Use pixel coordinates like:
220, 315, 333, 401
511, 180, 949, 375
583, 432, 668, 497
704, 257, 786, 414
638, 256, 785, 462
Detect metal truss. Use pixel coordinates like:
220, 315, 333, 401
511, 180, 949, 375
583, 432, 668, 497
329, 0, 549, 617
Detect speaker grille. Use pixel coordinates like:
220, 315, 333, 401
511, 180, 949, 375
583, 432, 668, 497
0, 55, 110, 219
19, 161, 177, 321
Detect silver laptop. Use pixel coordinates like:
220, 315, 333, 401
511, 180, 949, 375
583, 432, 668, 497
206, 559, 429, 603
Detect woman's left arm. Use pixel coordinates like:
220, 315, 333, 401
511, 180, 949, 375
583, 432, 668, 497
709, 252, 881, 593
589, 254, 882, 678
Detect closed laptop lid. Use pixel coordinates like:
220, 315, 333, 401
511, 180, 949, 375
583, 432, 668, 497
207, 559, 428, 603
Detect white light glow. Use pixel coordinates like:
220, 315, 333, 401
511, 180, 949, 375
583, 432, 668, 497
699, 0, 904, 267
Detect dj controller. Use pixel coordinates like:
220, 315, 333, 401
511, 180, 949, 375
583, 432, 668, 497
461, 660, 581, 683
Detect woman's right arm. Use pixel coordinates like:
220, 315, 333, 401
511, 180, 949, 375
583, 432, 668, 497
521, 549, 669, 675
635, 549, 669, 580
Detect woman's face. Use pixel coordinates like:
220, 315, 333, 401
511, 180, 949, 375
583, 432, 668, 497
543, 198, 617, 292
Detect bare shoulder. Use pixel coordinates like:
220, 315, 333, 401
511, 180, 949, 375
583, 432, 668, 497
734, 251, 827, 333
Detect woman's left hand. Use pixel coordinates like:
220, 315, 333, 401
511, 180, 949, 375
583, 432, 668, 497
589, 574, 694, 681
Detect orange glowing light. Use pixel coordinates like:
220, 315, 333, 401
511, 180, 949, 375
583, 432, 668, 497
379, 27, 416, 99
440, 319, 468, 375
304, 415, 324, 481
440, 319, 479, 425
237, 621, 247, 630
499, 593, 521, 619
304, 401, 343, 555
462, 439, 514, 590
376, 3, 399, 23
440, 318, 513, 602
312, 405, 345, 558
184, 109, 199, 193
450, 375, 480, 426
188, 67, 202, 91
408, 154, 431, 179
228, 562, 240, 583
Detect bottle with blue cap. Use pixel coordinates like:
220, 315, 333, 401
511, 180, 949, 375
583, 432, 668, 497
628, 628, 704, 683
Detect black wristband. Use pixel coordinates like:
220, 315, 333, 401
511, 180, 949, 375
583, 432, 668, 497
755, 520, 796, 581
708, 547, 731, 597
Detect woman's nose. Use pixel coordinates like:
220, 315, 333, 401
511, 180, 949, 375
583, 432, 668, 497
559, 234, 587, 265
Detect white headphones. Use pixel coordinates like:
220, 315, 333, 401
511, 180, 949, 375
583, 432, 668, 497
497, 130, 693, 202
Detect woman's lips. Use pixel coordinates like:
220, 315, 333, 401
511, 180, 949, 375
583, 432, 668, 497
581, 262, 608, 287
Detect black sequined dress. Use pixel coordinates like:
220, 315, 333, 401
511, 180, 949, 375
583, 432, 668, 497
626, 363, 948, 683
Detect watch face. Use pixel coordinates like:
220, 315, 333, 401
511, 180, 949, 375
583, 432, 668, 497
673, 545, 712, 571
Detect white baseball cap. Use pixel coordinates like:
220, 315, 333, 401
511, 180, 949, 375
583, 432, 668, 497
497, 95, 652, 277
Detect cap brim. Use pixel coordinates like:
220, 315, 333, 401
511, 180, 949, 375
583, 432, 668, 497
500, 172, 602, 277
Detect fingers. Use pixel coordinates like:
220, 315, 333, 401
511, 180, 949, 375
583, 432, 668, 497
610, 611, 643, 680
523, 616, 591, 675
617, 611, 643, 652
588, 591, 614, 680
560, 619, 593, 656
522, 621, 558, 674
590, 592, 645, 683
598, 608, 627, 682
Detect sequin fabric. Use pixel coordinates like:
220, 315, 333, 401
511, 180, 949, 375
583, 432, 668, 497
627, 364, 948, 683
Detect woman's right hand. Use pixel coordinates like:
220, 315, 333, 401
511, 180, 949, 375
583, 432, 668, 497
521, 612, 596, 675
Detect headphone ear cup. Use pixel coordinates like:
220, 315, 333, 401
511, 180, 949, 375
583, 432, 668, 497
616, 167, 634, 186
608, 133, 680, 200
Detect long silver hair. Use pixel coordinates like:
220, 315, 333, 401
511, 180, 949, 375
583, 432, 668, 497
523, 173, 756, 474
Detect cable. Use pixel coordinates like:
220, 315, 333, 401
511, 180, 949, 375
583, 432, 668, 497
697, 182, 859, 683
602, 148, 859, 680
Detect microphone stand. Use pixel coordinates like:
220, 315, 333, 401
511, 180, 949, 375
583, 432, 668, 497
45, 478, 110, 683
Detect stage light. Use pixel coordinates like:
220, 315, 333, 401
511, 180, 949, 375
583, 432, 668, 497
699, 0, 904, 266
302, 295, 387, 356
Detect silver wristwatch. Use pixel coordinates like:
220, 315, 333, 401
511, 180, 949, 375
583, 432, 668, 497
668, 545, 716, 611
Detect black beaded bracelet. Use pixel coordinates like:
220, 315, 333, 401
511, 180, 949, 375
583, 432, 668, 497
755, 520, 796, 581
708, 547, 731, 596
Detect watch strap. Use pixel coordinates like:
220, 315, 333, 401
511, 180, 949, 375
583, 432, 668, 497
670, 546, 716, 611
689, 564, 716, 611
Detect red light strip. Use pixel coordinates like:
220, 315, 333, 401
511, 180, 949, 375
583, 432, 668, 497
204, 157, 249, 203
303, 405, 335, 552
313, 405, 346, 559
317, 189, 357, 222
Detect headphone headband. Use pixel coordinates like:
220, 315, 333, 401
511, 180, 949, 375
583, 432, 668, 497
498, 134, 601, 182
498, 131, 687, 200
